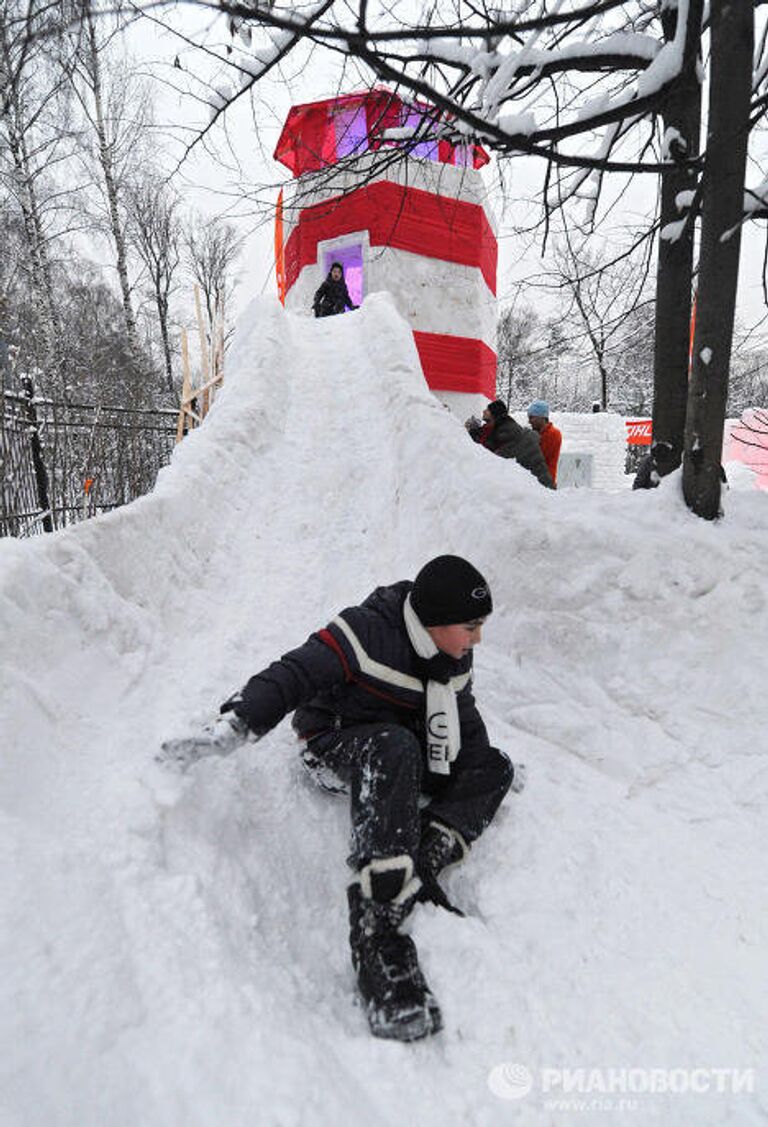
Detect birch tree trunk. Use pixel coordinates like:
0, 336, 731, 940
3, 104, 63, 381
0, 7, 67, 383
683, 0, 753, 520
79, 1, 139, 359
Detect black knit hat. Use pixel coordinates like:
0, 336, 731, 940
411, 555, 493, 626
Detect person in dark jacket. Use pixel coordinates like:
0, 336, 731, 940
467, 399, 554, 488
312, 261, 357, 318
633, 442, 727, 493
632, 441, 678, 490
160, 555, 521, 1043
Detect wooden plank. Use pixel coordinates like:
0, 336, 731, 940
180, 405, 204, 425
212, 295, 225, 406
194, 285, 211, 419
176, 328, 192, 443
183, 370, 223, 402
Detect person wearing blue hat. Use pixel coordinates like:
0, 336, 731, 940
527, 399, 562, 486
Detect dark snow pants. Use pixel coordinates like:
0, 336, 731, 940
301, 723, 513, 869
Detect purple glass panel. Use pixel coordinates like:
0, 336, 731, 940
403, 110, 439, 161
334, 107, 369, 158
322, 244, 364, 307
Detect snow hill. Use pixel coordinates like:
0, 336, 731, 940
1, 294, 766, 1127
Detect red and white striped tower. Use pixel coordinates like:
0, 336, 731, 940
274, 89, 498, 414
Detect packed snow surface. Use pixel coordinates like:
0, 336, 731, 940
1, 294, 767, 1126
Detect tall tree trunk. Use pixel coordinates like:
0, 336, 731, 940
156, 291, 174, 393
6, 121, 62, 381
82, 2, 138, 359
683, 1, 753, 519
651, 0, 703, 472
598, 358, 608, 410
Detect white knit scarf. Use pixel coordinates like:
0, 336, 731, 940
403, 593, 461, 776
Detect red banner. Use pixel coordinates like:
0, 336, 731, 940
626, 418, 652, 446
284, 180, 497, 295
413, 331, 496, 397
275, 189, 286, 305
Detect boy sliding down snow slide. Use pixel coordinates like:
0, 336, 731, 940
161, 555, 525, 1043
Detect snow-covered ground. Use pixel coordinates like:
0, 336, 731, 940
1, 294, 766, 1127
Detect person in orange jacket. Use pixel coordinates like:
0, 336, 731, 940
527, 400, 562, 487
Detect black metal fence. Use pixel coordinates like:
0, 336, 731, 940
1, 379, 178, 539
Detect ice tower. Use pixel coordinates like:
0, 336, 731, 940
274, 89, 498, 406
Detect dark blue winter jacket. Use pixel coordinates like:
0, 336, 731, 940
227, 581, 491, 761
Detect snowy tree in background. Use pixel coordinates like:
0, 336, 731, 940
729, 347, 768, 417
546, 237, 654, 411
0, 0, 76, 385
127, 176, 184, 394
186, 218, 241, 358
65, 0, 153, 364
0, 0, 243, 407
496, 304, 550, 411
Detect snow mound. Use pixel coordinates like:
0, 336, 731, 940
1, 294, 766, 1126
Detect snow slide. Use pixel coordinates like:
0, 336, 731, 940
1, 294, 766, 1126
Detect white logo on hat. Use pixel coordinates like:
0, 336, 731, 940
471, 586, 488, 599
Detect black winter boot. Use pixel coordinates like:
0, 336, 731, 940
348, 857, 442, 1041
416, 820, 468, 916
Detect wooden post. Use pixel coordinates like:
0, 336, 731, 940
21, 375, 53, 533
194, 285, 211, 420
176, 328, 192, 444
175, 292, 225, 441
212, 294, 225, 404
